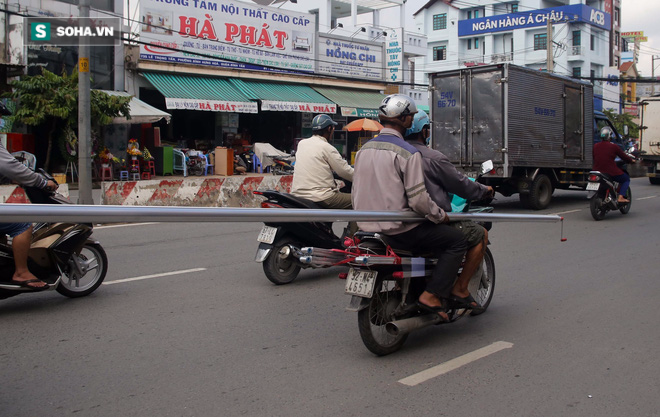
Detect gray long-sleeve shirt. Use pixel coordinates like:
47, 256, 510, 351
0, 144, 47, 189
352, 128, 446, 235
410, 141, 490, 212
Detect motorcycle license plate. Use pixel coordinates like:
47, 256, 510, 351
586, 182, 600, 191
257, 226, 277, 244
345, 269, 377, 298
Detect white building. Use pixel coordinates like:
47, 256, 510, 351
412, 0, 621, 111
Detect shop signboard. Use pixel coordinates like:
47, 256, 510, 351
165, 97, 258, 113
139, 0, 316, 74
458, 5, 611, 36
385, 28, 404, 83
261, 101, 336, 113
602, 66, 620, 112
340, 107, 379, 118
317, 35, 384, 81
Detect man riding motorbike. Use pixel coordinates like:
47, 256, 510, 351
291, 114, 354, 209
404, 110, 494, 310
593, 126, 636, 204
0, 139, 58, 289
352, 94, 467, 322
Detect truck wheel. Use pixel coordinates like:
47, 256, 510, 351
527, 174, 553, 210
650, 177, 660, 185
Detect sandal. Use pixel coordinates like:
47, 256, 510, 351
417, 301, 450, 322
449, 293, 484, 312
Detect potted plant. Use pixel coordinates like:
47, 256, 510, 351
127, 139, 142, 160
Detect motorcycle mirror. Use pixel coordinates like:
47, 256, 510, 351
623, 125, 629, 136
480, 160, 494, 175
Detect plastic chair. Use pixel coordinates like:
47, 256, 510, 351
141, 171, 151, 180
100, 164, 113, 181
251, 154, 270, 173
199, 153, 213, 175
173, 149, 188, 177
143, 160, 156, 176
119, 170, 129, 181
11, 151, 37, 171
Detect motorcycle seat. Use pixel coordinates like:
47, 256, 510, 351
258, 190, 322, 209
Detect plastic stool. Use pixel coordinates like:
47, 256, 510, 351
130, 173, 140, 181
119, 170, 129, 181
143, 160, 156, 176
141, 171, 151, 180
100, 165, 113, 181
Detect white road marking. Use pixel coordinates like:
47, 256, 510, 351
103, 268, 207, 285
398, 341, 514, 386
637, 195, 657, 200
95, 222, 159, 229
551, 209, 582, 215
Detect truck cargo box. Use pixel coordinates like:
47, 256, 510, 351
429, 63, 596, 209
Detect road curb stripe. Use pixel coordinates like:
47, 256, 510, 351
398, 341, 514, 386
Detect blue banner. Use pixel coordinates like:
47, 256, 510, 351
458, 5, 611, 36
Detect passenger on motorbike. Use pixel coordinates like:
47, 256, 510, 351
0, 142, 58, 289
404, 110, 494, 310
291, 114, 354, 209
352, 94, 467, 322
593, 126, 636, 204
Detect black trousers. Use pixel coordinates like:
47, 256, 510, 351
386, 221, 467, 299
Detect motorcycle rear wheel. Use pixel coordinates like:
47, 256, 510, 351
357, 278, 408, 356
262, 237, 301, 285
590, 195, 607, 221
619, 188, 632, 214
57, 243, 108, 298
468, 247, 496, 316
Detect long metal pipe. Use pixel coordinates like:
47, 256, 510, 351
0, 204, 563, 224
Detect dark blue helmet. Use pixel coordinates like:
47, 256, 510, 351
312, 114, 338, 131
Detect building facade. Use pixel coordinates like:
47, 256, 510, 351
412, 0, 621, 112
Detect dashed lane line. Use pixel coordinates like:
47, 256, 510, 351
95, 222, 158, 229
398, 341, 514, 386
103, 268, 207, 285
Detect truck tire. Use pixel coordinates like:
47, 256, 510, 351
650, 177, 660, 185
527, 174, 553, 210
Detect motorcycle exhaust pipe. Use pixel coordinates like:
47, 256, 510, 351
386, 313, 443, 336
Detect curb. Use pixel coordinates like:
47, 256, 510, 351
0, 184, 71, 203
101, 175, 293, 207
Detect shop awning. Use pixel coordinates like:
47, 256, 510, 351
312, 86, 386, 118
141, 72, 258, 113
229, 79, 336, 113
98, 90, 171, 124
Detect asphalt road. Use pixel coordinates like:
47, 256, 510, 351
2, 177, 659, 416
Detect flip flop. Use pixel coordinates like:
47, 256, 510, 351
11, 278, 50, 290
449, 293, 484, 311
416, 301, 449, 322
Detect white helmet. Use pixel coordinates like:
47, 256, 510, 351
378, 94, 418, 120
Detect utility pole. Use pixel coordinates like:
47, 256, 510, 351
78, 0, 93, 204
546, 18, 554, 72
653, 55, 658, 96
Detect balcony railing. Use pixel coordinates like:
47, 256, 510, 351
570, 46, 585, 56
492, 52, 513, 63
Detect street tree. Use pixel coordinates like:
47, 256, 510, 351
4, 67, 130, 170
603, 108, 639, 139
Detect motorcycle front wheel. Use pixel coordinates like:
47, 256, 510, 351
468, 247, 496, 316
590, 195, 607, 221
262, 237, 301, 285
357, 278, 408, 356
57, 243, 108, 298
